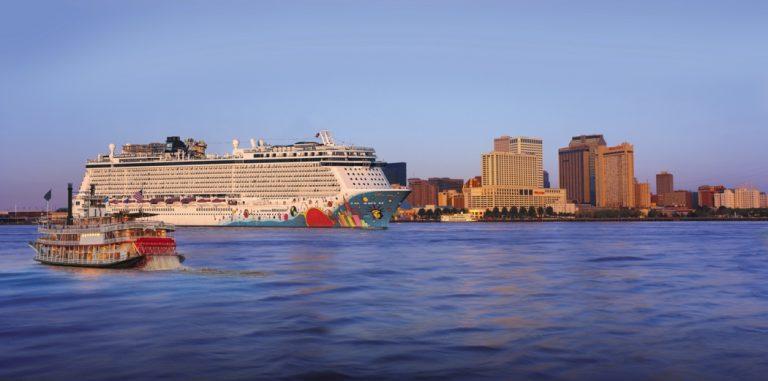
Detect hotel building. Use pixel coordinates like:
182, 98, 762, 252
466, 136, 567, 210
558, 134, 606, 205
596, 142, 636, 208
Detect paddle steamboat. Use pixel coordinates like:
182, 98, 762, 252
73, 131, 409, 228
30, 184, 182, 269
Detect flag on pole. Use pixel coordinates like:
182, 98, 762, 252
43, 189, 52, 202
133, 189, 144, 202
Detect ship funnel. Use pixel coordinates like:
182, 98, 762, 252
108, 143, 115, 158
250, 138, 256, 149
67, 183, 73, 225
232, 139, 240, 151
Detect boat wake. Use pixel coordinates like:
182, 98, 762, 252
178, 267, 268, 277
141, 255, 185, 271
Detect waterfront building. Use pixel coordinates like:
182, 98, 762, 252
437, 190, 465, 209
406, 178, 437, 207
634, 180, 651, 208
656, 171, 674, 196
761, 192, 768, 208
466, 137, 568, 210
714, 189, 735, 209
381, 162, 407, 187
559, 144, 591, 204
595, 143, 635, 208
698, 185, 725, 208
558, 134, 606, 205
734, 187, 761, 209
491, 136, 543, 187
658, 190, 693, 208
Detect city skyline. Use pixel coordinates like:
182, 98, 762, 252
2, 1, 768, 208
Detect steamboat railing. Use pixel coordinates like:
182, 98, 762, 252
37, 221, 174, 234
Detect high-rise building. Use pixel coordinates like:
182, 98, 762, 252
381, 162, 407, 187
543, 170, 550, 188
760, 192, 768, 208
697, 185, 725, 208
427, 177, 464, 193
558, 144, 591, 204
596, 143, 635, 208
492, 136, 543, 187
558, 134, 607, 205
467, 137, 567, 210
634, 180, 651, 208
406, 178, 437, 207
482, 152, 541, 188
656, 172, 674, 196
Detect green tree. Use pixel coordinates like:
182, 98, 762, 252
537, 207, 544, 217
518, 206, 527, 218
417, 208, 426, 220
501, 207, 509, 220
491, 207, 500, 220
545, 206, 554, 216
510, 206, 518, 218
528, 206, 537, 218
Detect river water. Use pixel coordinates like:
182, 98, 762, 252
2, 222, 768, 380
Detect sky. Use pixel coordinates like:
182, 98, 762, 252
1, 0, 767, 209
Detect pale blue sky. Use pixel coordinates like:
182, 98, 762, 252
1, 1, 767, 208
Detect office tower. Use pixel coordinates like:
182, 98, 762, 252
543, 170, 550, 188
656, 171, 674, 195
558, 135, 607, 205
596, 142, 635, 208
559, 145, 591, 204
381, 162, 407, 187
492, 136, 543, 187
405, 178, 437, 207
482, 152, 540, 187
634, 180, 651, 208
466, 137, 567, 210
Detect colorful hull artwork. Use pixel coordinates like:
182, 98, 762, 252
224, 190, 410, 229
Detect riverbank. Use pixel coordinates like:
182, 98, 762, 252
395, 217, 768, 223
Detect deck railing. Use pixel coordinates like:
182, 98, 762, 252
37, 221, 174, 234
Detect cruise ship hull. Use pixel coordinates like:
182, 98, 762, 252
127, 189, 410, 229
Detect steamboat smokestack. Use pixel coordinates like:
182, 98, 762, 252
67, 183, 73, 225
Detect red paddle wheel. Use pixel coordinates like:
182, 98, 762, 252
134, 237, 177, 256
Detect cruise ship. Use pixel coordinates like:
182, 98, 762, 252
73, 131, 410, 228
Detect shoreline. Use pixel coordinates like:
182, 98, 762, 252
394, 217, 768, 223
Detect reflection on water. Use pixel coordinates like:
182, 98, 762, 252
1, 222, 768, 380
